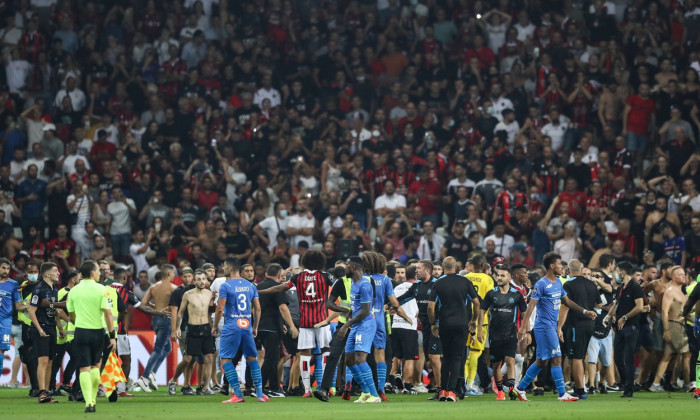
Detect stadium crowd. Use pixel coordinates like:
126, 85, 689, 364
2, 0, 700, 409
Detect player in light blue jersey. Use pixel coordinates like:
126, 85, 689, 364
337, 258, 381, 404
213, 257, 267, 404
0, 258, 26, 376
512, 252, 596, 402
363, 252, 412, 401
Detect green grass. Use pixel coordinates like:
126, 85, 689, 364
1, 389, 698, 419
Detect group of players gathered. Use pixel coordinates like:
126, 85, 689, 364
2, 248, 700, 412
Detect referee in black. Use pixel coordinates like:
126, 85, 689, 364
428, 257, 481, 402
556, 259, 600, 399
66, 260, 116, 413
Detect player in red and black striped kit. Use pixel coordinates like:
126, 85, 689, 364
258, 251, 334, 396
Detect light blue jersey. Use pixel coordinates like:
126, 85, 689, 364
346, 277, 376, 354
0, 279, 20, 328
531, 277, 567, 331
219, 278, 259, 333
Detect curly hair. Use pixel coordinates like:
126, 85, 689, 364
301, 250, 326, 271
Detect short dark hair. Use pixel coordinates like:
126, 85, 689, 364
406, 265, 417, 280
79, 260, 98, 279
223, 257, 242, 273
617, 261, 636, 276
266, 263, 283, 278
0, 257, 10, 267
114, 267, 127, 281
301, 251, 326, 271
40, 262, 57, 278
160, 264, 176, 277
510, 263, 528, 274
542, 252, 561, 272
419, 259, 433, 274
599, 253, 615, 268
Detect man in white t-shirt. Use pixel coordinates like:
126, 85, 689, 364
254, 202, 290, 251
540, 106, 570, 153
322, 203, 343, 237
107, 186, 137, 259
287, 199, 315, 249
253, 73, 281, 108
447, 163, 476, 196
129, 229, 153, 275
483, 220, 515, 258
391, 265, 420, 391
374, 180, 407, 220
494, 108, 520, 147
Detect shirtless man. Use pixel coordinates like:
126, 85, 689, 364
597, 82, 625, 133
136, 264, 177, 392
645, 197, 681, 237
168, 268, 196, 395
654, 59, 679, 90
177, 270, 215, 395
644, 263, 673, 356
650, 266, 691, 391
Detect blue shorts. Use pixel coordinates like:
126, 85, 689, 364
373, 315, 387, 349
534, 328, 561, 361
0, 325, 11, 351
626, 132, 648, 152
219, 330, 258, 359
345, 320, 376, 354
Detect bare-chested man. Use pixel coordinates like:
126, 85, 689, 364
650, 266, 691, 392
598, 82, 625, 133
136, 264, 177, 392
643, 262, 674, 356
168, 267, 196, 395
177, 270, 215, 395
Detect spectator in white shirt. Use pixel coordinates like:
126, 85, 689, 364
541, 106, 570, 153
254, 202, 290, 251
253, 73, 281, 109
416, 220, 445, 260
374, 180, 407, 222
494, 108, 520, 147
4, 48, 32, 94
483, 220, 515, 258
489, 83, 514, 122
53, 75, 86, 111
286, 198, 315, 249
322, 203, 343, 236
129, 229, 153, 275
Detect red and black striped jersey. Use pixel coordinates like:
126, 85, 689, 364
287, 270, 334, 328
110, 283, 140, 334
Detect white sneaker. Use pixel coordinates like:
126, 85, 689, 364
649, 384, 664, 393
512, 387, 528, 401
126, 378, 135, 392
687, 381, 696, 392
148, 373, 159, 391
137, 377, 152, 393
558, 392, 579, 402
414, 384, 429, 393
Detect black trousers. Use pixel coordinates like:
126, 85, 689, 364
320, 322, 347, 392
439, 326, 468, 392
613, 325, 639, 394
258, 330, 282, 390
19, 323, 39, 391
686, 324, 699, 383
50, 342, 69, 390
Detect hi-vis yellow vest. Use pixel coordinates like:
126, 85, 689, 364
17, 281, 34, 326
337, 277, 353, 324
56, 287, 75, 344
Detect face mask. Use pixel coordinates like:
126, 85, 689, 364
486, 106, 495, 116
448, 119, 455, 128
614, 272, 623, 284
279, 209, 288, 218
372, 130, 380, 137
27, 273, 39, 282
357, 76, 365, 82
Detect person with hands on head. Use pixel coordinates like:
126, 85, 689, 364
66, 260, 117, 413
214, 257, 267, 403
428, 256, 481, 402
28, 261, 66, 404
512, 252, 596, 402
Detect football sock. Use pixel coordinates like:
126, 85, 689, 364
377, 362, 387, 393
0, 357, 3, 379
321, 352, 329, 384
249, 360, 264, 398
517, 363, 542, 391
466, 349, 481, 389
314, 355, 324, 387
506, 378, 515, 389
300, 355, 312, 392
696, 351, 700, 383
348, 364, 368, 393
79, 371, 92, 407
90, 368, 100, 405
514, 354, 525, 382
496, 380, 503, 391
358, 362, 378, 397
222, 362, 242, 398
551, 366, 566, 397
345, 366, 354, 385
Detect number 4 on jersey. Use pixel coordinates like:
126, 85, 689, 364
305, 282, 316, 298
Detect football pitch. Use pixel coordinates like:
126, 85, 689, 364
1, 389, 697, 419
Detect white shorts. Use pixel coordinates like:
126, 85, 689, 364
587, 332, 613, 367
117, 334, 131, 356
297, 326, 331, 350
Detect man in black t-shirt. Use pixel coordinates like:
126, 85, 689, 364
605, 262, 644, 398
257, 264, 298, 397
441, 220, 472, 263
28, 262, 65, 404
167, 268, 196, 395
557, 260, 601, 399
481, 265, 526, 400
428, 257, 480, 402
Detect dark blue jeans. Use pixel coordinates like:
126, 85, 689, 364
143, 316, 172, 377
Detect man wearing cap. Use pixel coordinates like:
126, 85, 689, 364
39, 123, 64, 161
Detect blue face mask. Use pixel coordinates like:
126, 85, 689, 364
614, 273, 623, 284
27, 273, 39, 282
279, 210, 288, 218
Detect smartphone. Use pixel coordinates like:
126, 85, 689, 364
211, 138, 217, 147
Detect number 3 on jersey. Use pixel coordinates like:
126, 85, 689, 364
305, 282, 316, 298
238, 294, 247, 311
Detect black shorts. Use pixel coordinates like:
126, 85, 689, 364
186, 324, 216, 360
489, 336, 517, 363
391, 328, 418, 360
282, 330, 298, 356
73, 328, 105, 368
566, 322, 594, 360
422, 329, 442, 355
32, 326, 57, 358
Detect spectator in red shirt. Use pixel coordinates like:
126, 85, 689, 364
89, 129, 116, 175
408, 166, 442, 226
495, 177, 529, 225
47, 223, 77, 270
463, 34, 495, 71
623, 83, 656, 176
557, 177, 587, 221
194, 174, 219, 211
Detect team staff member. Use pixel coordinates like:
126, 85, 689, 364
481, 265, 527, 400
557, 259, 601, 399
681, 276, 700, 399
428, 257, 481, 402
28, 262, 66, 404
0, 258, 26, 386
52, 271, 80, 397
257, 264, 298, 398
603, 262, 644, 398
464, 255, 495, 396
396, 260, 442, 399
17, 261, 41, 397
390, 265, 420, 394
168, 267, 196, 395
67, 260, 116, 413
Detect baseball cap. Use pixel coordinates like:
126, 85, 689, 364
42, 123, 56, 132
